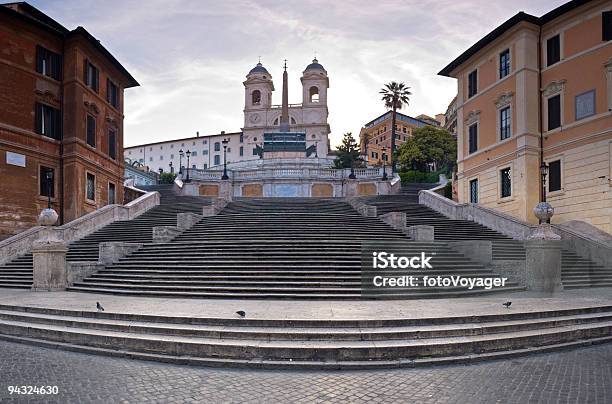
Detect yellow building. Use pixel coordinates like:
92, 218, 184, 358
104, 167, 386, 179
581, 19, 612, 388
359, 111, 431, 166
439, 0, 612, 233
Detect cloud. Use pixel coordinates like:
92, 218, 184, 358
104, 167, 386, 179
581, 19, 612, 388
29, 0, 567, 147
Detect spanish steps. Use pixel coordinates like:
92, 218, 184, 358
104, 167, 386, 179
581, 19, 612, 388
0, 184, 610, 294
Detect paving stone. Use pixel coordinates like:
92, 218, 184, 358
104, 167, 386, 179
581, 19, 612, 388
0, 340, 610, 403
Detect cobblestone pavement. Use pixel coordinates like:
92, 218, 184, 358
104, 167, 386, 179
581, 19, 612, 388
0, 340, 610, 403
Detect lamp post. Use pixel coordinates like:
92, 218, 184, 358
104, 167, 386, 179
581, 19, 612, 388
178, 149, 184, 175
315, 141, 318, 158
169, 161, 173, 174
381, 147, 388, 181
45, 169, 53, 209
221, 139, 229, 180
185, 150, 191, 182
348, 160, 356, 179
540, 162, 549, 224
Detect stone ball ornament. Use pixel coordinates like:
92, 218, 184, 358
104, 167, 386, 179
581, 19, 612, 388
38, 208, 59, 226
533, 202, 554, 221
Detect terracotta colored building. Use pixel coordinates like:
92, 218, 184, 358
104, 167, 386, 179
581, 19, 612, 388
359, 111, 431, 166
0, 2, 138, 239
439, 0, 612, 233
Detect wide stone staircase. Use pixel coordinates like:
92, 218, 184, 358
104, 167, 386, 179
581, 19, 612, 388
0, 303, 610, 369
0, 186, 212, 289
360, 185, 612, 289
68, 198, 522, 298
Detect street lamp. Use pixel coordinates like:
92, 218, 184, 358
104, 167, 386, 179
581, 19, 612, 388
185, 150, 191, 182
381, 147, 388, 181
221, 139, 229, 180
315, 141, 318, 158
158, 168, 163, 184
168, 161, 173, 174
45, 169, 53, 209
540, 162, 549, 224
178, 149, 184, 175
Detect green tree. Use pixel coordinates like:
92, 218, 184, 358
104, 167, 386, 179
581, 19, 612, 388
334, 132, 363, 169
159, 172, 177, 184
380, 81, 412, 173
397, 126, 456, 173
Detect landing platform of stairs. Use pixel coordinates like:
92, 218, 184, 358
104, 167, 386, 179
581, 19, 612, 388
1, 287, 610, 320
1, 288, 610, 369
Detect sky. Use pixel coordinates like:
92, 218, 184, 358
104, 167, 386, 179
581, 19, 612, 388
30, 0, 567, 148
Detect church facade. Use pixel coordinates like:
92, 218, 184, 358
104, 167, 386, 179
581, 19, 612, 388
241, 59, 331, 160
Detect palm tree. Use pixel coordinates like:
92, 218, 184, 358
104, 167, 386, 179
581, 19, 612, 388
380, 81, 412, 173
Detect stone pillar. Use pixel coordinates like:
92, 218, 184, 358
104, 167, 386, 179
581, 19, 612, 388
525, 240, 563, 292
152, 226, 181, 243
31, 227, 68, 291
448, 240, 492, 266
380, 212, 407, 233
99, 242, 143, 265
177, 212, 202, 231
407, 225, 434, 241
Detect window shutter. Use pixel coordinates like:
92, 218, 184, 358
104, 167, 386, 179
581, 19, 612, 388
35, 103, 42, 134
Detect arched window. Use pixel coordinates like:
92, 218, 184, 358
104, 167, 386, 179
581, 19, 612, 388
273, 117, 279, 125
309, 86, 319, 103
252, 90, 261, 105
291, 117, 296, 124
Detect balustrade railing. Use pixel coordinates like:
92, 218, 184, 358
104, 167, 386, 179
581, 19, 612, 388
189, 166, 383, 181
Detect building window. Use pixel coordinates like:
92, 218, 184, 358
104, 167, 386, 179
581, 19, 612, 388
468, 70, 478, 98
203, 150, 208, 155
469, 178, 478, 203
546, 35, 560, 67
239, 134, 244, 143
108, 129, 116, 159
192, 164, 196, 169
575, 90, 595, 121
203, 164, 207, 169
547, 95, 561, 130
159, 155, 164, 160
86, 173, 95, 201
603, 11, 612, 41
107, 79, 119, 108
86, 115, 96, 147
548, 160, 561, 192
500, 106, 511, 140
500, 167, 512, 198
149, 157, 153, 162
468, 123, 478, 154
84, 60, 99, 92
39, 166, 55, 198
252, 90, 261, 105
214, 142, 220, 151
239, 146, 244, 156
35, 103, 61, 140
191, 151, 197, 157
252, 148, 258, 156
36, 46, 62, 80
108, 182, 116, 204
214, 155, 220, 165
499, 49, 510, 79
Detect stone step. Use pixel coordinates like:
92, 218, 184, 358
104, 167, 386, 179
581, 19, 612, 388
0, 306, 608, 368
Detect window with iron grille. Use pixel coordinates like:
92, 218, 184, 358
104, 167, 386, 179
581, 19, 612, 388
499, 49, 510, 78
86, 173, 95, 201
500, 167, 512, 198
500, 106, 511, 140
214, 155, 220, 165
39, 166, 55, 198
469, 178, 478, 203
468, 123, 478, 154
